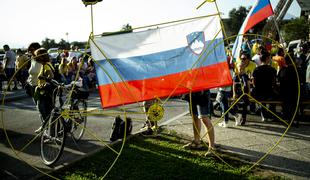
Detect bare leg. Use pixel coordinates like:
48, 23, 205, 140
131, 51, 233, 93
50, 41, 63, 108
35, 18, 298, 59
192, 116, 201, 144
201, 116, 215, 148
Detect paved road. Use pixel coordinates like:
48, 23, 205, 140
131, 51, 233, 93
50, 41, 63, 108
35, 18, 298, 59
0, 91, 189, 180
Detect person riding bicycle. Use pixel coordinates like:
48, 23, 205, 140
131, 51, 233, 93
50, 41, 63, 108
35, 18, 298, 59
33, 48, 55, 133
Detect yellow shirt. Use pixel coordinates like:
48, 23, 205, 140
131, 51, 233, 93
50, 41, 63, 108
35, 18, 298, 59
234, 60, 256, 76
38, 62, 54, 86
59, 63, 68, 75
251, 43, 259, 56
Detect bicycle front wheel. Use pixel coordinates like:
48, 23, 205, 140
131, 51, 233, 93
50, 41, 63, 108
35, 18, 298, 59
70, 99, 87, 141
40, 115, 66, 166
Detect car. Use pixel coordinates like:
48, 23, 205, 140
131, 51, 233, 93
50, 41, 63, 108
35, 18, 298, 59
287, 39, 302, 53
68, 51, 82, 60
48, 48, 60, 64
47, 47, 59, 54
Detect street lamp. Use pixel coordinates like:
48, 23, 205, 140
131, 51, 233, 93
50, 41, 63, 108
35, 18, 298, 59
65, 32, 69, 43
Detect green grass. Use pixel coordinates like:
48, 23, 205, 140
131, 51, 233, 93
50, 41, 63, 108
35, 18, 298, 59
49, 129, 283, 180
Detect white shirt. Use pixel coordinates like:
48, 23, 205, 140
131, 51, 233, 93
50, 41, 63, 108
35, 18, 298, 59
252, 54, 261, 66
27, 59, 42, 86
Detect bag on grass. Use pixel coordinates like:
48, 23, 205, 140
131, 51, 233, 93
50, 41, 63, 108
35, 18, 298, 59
110, 116, 132, 142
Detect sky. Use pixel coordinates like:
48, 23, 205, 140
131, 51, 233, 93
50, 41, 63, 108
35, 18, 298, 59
0, 0, 301, 49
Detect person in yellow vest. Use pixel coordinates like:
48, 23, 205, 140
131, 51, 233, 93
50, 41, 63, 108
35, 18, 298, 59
234, 52, 256, 78
58, 55, 70, 84
16, 49, 30, 88
33, 48, 55, 133
251, 39, 260, 57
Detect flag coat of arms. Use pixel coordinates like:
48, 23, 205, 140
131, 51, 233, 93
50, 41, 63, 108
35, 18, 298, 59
90, 15, 232, 108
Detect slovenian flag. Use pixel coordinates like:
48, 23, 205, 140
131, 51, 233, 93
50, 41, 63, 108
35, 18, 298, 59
232, 0, 274, 60
90, 15, 232, 108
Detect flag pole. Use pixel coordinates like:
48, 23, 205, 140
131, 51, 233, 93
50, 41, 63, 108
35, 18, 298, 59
271, 16, 286, 48
214, 1, 229, 44
91, 4, 94, 36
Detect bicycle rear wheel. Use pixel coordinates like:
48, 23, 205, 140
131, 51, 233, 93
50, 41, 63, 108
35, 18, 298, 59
70, 99, 87, 141
40, 115, 66, 166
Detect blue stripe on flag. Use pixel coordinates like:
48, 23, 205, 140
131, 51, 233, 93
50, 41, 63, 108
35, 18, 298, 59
251, 0, 270, 15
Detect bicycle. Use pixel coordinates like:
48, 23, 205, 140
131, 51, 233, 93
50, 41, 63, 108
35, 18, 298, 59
40, 79, 89, 166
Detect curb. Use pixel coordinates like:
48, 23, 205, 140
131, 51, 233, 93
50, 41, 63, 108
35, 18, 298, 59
1, 93, 28, 103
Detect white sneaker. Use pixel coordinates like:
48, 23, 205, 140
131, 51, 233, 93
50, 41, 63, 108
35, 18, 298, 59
218, 121, 228, 128
234, 114, 242, 126
34, 126, 43, 134
261, 113, 266, 122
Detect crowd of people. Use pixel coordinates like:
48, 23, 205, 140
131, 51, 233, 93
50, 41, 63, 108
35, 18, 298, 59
210, 37, 310, 127
183, 37, 310, 156
1, 43, 97, 133
0, 44, 97, 92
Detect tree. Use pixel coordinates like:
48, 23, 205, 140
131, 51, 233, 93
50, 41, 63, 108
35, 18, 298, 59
70, 41, 87, 50
121, 23, 133, 32
226, 6, 248, 37
282, 17, 309, 42
41, 38, 57, 49
101, 23, 133, 36
58, 39, 70, 50
41, 37, 86, 50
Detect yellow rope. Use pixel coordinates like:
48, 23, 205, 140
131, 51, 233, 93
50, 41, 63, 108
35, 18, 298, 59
93, 13, 220, 37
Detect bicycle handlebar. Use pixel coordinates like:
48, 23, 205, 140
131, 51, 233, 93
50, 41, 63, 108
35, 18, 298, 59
49, 79, 73, 90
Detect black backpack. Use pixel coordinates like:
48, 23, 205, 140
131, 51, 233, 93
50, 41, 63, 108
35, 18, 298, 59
110, 116, 132, 142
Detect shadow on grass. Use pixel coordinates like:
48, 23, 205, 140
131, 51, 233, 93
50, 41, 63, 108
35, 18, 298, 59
49, 130, 263, 180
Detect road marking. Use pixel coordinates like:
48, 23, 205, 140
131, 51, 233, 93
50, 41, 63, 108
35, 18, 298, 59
159, 110, 189, 126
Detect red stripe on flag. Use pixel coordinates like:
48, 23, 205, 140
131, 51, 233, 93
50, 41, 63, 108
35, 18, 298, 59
98, 62, 232, 108
244, 4, 273, 33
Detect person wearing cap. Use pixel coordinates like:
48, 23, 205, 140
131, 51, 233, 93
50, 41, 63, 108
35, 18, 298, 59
33, 48, 55, 133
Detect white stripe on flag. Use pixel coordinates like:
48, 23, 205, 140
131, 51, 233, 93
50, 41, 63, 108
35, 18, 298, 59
91, 16, 222, 60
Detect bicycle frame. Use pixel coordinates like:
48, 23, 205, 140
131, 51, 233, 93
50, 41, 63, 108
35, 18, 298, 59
40, 80, 88, 166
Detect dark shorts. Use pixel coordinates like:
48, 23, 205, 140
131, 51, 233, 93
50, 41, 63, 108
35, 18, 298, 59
189, 90, 211, 118
190, 103, 211, 118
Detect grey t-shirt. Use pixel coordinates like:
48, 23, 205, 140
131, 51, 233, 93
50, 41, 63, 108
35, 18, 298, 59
3, 50, 16, 69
